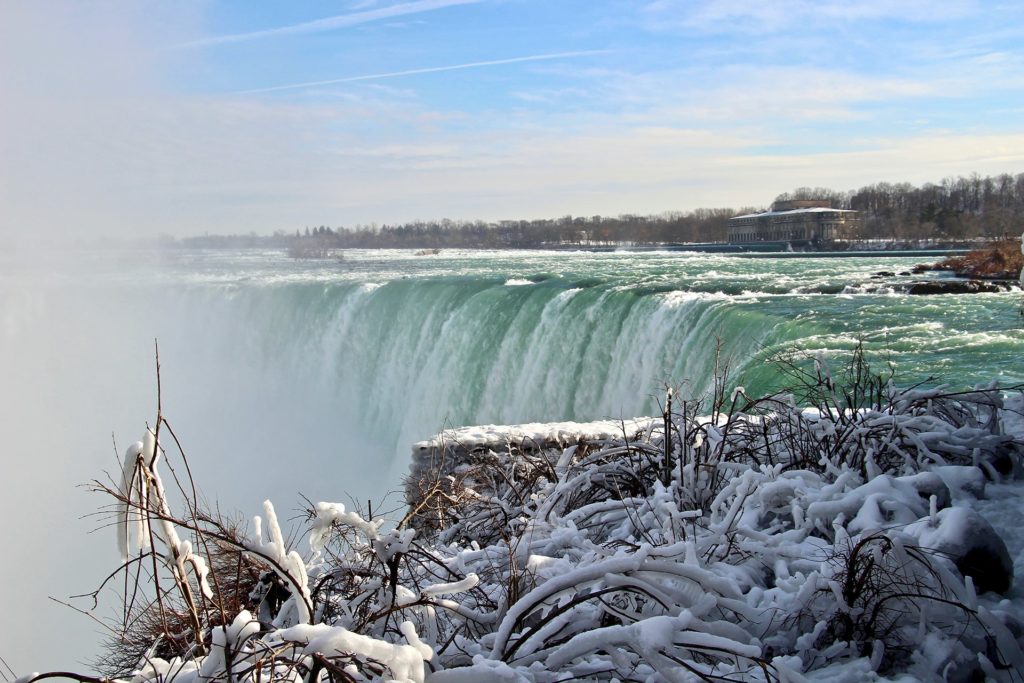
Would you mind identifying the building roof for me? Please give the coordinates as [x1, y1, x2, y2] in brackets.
[730, 207, 859, 220]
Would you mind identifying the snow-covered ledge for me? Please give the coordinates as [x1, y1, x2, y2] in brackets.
[407, 417, 658, 498]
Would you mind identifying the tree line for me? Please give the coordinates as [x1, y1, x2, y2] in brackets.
[176, 171, 1024, 251]
[777, 172, 1024, 241]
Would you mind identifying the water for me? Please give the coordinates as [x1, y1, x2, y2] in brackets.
[1, 247, 1022, 671]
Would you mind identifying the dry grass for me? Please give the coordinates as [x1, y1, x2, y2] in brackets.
[939, 240, 1024, 279]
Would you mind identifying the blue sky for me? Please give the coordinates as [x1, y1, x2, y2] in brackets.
[2, 0, 1023, 239]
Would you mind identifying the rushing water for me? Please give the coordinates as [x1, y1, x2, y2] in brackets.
[1, 247, 1022, 670]
[5, 247, 1024, 491]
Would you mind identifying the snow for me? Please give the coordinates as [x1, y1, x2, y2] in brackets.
[731, 207, 859, 219]
[905, 506, 1014, 594]
[970, 482, 1024, 596]
[248, 499, 313, 626]
[269, 623, 430, 683]
[398, 384, 1024, 681]
[309, 500, 383, 553]
[420, 574, 480, 598]
[20, 381, 1024, 682]
[412, 418, 659, 453]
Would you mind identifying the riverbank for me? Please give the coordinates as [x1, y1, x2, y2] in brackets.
[541, 244, 973, 256]
[917, 239, 1024, 280]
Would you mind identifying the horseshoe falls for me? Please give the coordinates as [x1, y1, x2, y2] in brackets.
[1, 247, 1023, 668]
[165, 248, 1024, 466]
[6, 248, 1024, 497]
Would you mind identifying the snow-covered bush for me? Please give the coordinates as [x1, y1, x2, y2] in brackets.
[19, 352, 1024, 682]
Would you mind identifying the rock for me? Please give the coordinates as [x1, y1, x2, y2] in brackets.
[932, 466, 986, 499]
[906, 280, 1006, 295]
[982, 440, 1018, 479]
[905, 506, 1014, 595]
[871, 271, 896, 279]
[899, 471, 952, 510]
[942, 656, 985, 683]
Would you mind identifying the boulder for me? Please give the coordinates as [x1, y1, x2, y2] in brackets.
[905, 506, 1013, 595]
[982, 440, 1017, 479]
[907, 280, 1006, 295]
[931, 466, 986, 499]
[899, 471, 952, 510]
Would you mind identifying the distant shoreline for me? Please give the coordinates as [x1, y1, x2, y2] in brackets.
[540, 246, 969, 258]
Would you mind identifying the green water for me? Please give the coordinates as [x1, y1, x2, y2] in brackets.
[100, 249, 1023, 445]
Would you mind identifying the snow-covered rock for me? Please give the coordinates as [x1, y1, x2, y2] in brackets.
[906, 506, 1014, 595]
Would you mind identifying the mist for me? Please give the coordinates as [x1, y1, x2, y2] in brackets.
[0, 2, 347, 245]
[0, 249, 397, 672]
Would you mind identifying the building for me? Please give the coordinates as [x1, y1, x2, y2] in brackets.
[728, 199, 860, 244]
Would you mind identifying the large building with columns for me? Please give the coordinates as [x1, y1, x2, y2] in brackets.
[728, 200, 860, 244]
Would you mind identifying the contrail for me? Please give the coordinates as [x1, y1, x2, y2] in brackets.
[236, 50, 610, 94]
[184, 0, 483, 47]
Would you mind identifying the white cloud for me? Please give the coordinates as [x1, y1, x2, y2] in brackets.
[643, 0, 977, 34]
[525, 64, 936, 128]
[510, 87, 592, 104]
[323, 129, 1024, 222]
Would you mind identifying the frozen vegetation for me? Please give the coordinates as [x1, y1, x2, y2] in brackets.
[17, 352, 1024, 683]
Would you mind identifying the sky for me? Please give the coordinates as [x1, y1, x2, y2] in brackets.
[1, 0, 1024, 241]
